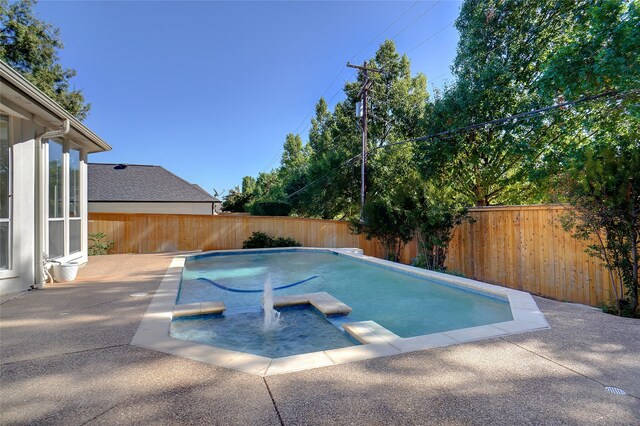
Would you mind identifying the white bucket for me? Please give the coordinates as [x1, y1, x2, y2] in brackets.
[52, 263, 80, 283]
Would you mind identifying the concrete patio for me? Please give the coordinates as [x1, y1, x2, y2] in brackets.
[1, 253, 638, 425]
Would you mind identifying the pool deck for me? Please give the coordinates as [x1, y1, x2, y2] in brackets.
[1, 253, 639, 424]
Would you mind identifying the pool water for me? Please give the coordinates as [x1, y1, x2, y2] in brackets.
[170, 306, 358, 358]
[171, 251, 513, 357]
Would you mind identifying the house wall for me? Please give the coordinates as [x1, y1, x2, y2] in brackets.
[89, 202, 215, 215]
[0, 116, 38, 295]
[0, 114, 91, 296]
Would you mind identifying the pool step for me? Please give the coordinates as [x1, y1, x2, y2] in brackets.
[173, 301, 226, 318]
[273, 292, 352, 317]
[343, 321, 400, 345]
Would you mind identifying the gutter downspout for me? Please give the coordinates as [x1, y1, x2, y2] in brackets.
[33, 119, 70, 289]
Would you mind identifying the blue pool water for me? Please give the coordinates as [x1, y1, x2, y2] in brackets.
[170, 306, 358, 357]
[171, 250, 513, 356]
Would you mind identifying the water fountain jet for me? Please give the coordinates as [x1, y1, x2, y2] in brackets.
[262, 274, 281, 330]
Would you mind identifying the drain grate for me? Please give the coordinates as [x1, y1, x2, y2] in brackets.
[129, 292, 149, 297]
[605, 386, 626, 395]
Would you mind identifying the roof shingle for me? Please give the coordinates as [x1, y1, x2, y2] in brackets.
[88, 163, 220, 203]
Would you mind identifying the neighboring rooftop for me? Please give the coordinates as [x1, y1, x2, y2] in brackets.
[88, 163, 220, 203]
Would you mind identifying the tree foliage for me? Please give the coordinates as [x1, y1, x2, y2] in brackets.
[221, 186, 252, 212]
[416, 0, 583, 206]
[0, 0, 90, 119]
[542, 0, 640, 315]
[242, 231, 301, 249]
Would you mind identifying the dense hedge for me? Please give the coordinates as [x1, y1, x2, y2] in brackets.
[242, 231, 301, 249]
[250, 202, 292, 216]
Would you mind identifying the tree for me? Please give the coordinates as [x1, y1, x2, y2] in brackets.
[539, 0, 639, 98]
[301, 40, 429, 219]
[0, 0, 90, 119]
[560, 137, 640, 316]
[350, 196, 417, 263]
[221, 186, 252, 212]
[298, 98, 361, 219]
[412, 182, 471, 271]
[247, 170, 286, 209]
[280, 133, 306, 171]
[416, 0, 582, 206]
[540, 0, 640, 315]
[241, 176, 256, 194]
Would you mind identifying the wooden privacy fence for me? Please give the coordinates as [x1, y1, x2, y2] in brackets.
[88, 212, 404, 262]
[89, 207, 616, 307]
[444, 205, 616, 307]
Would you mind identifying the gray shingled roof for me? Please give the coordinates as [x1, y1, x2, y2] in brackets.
[88, 163, 221, 203]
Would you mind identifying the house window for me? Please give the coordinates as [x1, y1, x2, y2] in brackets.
[47, 140, 84, 259]
[0, 115, 10, 270]
[69, 148, 81, 254]
[48, 140, 64, 258]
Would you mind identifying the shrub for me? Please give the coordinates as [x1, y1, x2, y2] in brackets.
[242, 232, 301, 249]
[250, 201, 292, 216]
[88, 232, 113, 255]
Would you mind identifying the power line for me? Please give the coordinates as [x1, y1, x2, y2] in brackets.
[274, 5, 454, 176]
[406, 22, 452, 54]
[294, 3, 443, 145]
[293, 69, 350, 134]
[430, 71, 451, 82]
[261, 151, 282, 173]
[286, 89, 637, 200]
[375, 90, 634, 151]
[350, 0, 421, 63]
[292, 1, 421, 137]
[390, 1, 441, 41]
[296, 70, 359, 137]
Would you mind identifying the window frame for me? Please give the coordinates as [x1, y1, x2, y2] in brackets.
[0, 114, 12, 272]
[47, 139, 65, 259]
[68, 147, 82, 255]
[45, 139, 85, 261]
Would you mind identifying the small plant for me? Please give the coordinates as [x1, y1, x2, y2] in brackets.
[242, 231, 301, 249]
[88, 232, 113, 255]
[600, 299, 640, 318]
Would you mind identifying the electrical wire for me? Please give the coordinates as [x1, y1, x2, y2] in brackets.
[390, 1, 441, 41]
[285, 89, 638, 199]
[374, 90, 634, 152]
[350, 0, 421, 63]
[406, 21, 453, 54]
[290, 4, 451, 152]
[430, 71, 451, 82]
[291, 1, 423, 141]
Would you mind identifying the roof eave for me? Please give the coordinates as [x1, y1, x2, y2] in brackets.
[0, 60, 111, 153]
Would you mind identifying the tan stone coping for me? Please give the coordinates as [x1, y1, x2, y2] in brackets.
[132, 247, 550, 377]
[343, 320, 401, 344]
[173, 301, 226, 318]
[273, 292, 352, 316]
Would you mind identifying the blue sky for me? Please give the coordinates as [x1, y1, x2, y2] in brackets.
[36, 0, 462, 197]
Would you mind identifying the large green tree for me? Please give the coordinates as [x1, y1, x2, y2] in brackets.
[416, 0, 582, 206]
[299, 40, 429, 219]
[541, 0, 640, 315]
[0, 0, 90, 119]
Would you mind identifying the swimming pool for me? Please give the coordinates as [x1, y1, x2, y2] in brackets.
[133, 248, 549, 376]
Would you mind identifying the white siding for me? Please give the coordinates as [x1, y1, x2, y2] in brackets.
[0, 115, 93, 296]
[89, 202, 215, 215]
[0, 116, 37, 295]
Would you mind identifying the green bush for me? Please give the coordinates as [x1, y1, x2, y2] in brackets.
[250, 201, 292, 216]
[88, 232, 113, 255]
[242, 232, 301, 249]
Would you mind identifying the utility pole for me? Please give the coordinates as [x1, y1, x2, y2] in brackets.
[347, 61, 381, 221]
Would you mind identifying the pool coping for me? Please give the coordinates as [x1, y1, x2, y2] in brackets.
[131, 247, 550, 376]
